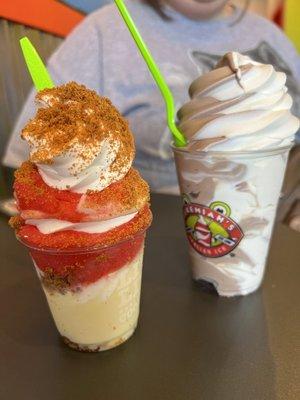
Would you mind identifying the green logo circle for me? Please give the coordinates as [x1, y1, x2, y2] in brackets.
[209, 201, 231, 217]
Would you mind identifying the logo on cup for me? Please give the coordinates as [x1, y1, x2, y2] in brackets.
[183, 197, 244, 258]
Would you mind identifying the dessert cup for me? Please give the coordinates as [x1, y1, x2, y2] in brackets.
[10, 82, 152, 352]
[173, 144, 292, 296]
[19, 228, 149, 351]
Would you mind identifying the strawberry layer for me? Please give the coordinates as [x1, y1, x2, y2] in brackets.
[14, 162, 149, 222]
[14, 161, 152, 286]
[30, 233, 145, 286]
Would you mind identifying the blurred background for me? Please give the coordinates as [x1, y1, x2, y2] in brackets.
[0, 0, 299, 225]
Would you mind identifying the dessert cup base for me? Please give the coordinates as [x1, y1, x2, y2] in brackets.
[193, 277, 261, 297]
[62, 326, 136, 352]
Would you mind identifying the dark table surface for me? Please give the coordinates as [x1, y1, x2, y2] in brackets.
[0, 194, 299, 400]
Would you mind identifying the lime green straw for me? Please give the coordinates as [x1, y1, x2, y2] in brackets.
[114, 0, 186, 147]
[20, 37, 54, 91]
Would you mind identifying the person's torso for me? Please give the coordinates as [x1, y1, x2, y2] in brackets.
[95, 1, 300, 190]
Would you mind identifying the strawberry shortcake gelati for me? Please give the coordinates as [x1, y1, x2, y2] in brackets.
[10, 82, 152, 351]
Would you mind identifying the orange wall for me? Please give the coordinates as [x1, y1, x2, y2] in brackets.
[0, 0, 84, 37]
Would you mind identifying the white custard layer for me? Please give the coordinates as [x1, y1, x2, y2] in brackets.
[39, 249, 144, 349]
[26, 212, 137, 234]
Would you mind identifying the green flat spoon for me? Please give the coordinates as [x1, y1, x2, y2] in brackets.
[114, 0, 187, 147]
[20, 36, 54, 91]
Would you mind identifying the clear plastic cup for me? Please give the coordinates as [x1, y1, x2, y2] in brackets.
[173, 145, 292, 297]
[18, 229, 149, 351]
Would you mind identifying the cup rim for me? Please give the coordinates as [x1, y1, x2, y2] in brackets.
[171, 143, 293, 157]
[16, 226, 149, 255]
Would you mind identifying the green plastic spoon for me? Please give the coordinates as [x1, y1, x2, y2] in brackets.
[20, 36, 54, 91]
[114, 0, 187, 147]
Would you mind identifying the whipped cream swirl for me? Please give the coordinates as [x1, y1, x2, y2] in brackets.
[35, 136, 125, 193]
[178, 52, 299, 151]
[26, 212, 137, 234]
[22, 83, 134, 193]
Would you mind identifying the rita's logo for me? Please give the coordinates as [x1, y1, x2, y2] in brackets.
[183, 196, 244, 258]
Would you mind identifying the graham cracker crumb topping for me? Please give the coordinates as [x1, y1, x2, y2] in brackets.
[21, 82, 135, 176]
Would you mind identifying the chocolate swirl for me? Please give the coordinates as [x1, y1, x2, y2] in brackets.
[178, 52, 299, 151]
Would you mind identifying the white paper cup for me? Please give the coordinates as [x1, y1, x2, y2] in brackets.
[173, 145, 292, 296]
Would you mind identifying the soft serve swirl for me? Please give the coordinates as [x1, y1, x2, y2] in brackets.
[22, 82, 134, 193]
[177, 52, 299, 151]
